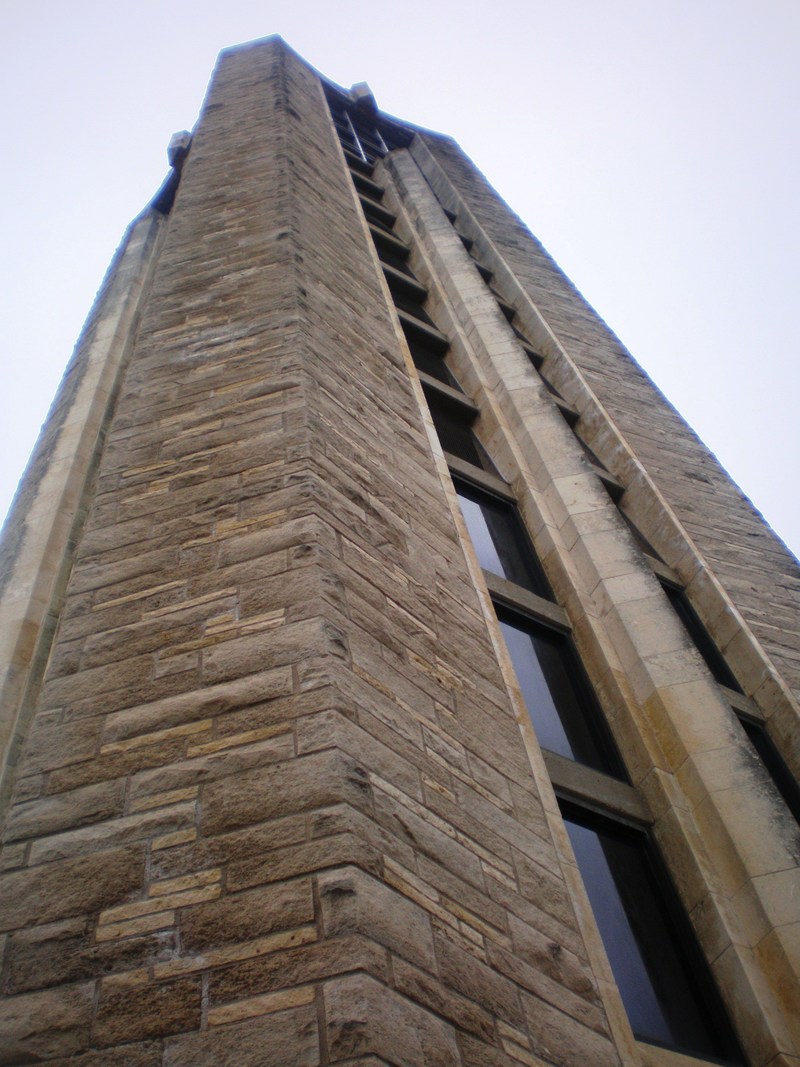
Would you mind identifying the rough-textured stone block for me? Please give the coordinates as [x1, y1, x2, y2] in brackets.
[318, 865, 435, 970]
[93, 975, 201, 1046]
[0, 845, 144, 932]
[0, 981, 94, 1064]
[43, 1043, 163, 1067]
[180, 877, 314, 951]
[209, 935, 389, 1006]
[4, 918, 175, 995]
[4, 778, 125, 842]
[324, 973, 460, 1065]
[164, 1004, 319, 1066]
[201, 750, 372, 836]
[392, 956, 496, 1042]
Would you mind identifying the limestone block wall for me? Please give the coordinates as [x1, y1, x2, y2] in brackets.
[0, 39, 625, 1065]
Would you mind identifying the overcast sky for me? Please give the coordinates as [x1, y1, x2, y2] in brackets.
[2, 0, 798, 557]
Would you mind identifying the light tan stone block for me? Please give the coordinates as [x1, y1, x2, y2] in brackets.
[129, 787, 198, 813]
[149, 867, 222, 897]
[93, 580, 185, 612]
[501, 1038, 550, 1066]
[208, 983, 315, 1026]
[95, 909, 176, 942]
[152, 828, 196, 851]
[185, 722, 292, 758]
[153, 924, 318, 979]
[98, 884, 220, 927]
[101, 719, 213, 755]
[102, 968, 151, 989]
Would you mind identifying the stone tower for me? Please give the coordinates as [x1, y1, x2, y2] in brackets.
[1, 35, 798, 1067]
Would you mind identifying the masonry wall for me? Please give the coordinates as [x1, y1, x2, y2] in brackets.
[0, 39, 625, 1065]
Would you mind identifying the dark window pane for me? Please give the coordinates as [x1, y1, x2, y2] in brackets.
[455, 484, 550, 597]
[361, 200, 396, 234]
[739, 717, 800, 824]
[562, 807, 743, 1063]
[498, 612, 624, 777]
[408, 337, 459, 387]
[372, 233, 411, 273]
[391, 289, 436, 324]
[661, 583, 741, 692]
[335, 131, 358, 152]
[427, 395, 495, 473]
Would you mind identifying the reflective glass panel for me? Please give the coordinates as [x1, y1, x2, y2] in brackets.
[563, 808, 743, 1062]
[455, 484, 550, 598]
[498, 612, 623, 777]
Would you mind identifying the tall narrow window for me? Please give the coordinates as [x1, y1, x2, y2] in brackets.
[562, 803, 744, 1063]
[380, 153, 747, 1066]
[427, 395, 496, 473]
[408, 336, 459, 387]
[660, 582, 741, 692]
[738, 716, 800, 824]
[455, 481, 551, 598]
[498, 609, 625, 778]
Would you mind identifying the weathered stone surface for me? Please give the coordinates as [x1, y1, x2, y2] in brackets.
[507, 911, 597, 1001]
[433, 925, 526, 1029]
[318, 865, 435, 970]
[27, 802, 195, 865]
[326, 1060, 391, 1067]
[18, 715, 103, 775]
[209, 935, 389, 1006]
[487, 939, 608, 1035]
[4, 778, 125, 842]
[127, 732, 295, 801]
[46, 736, 187, 793]
[324, 973, 460, 1065]
[201, 616, 346, 686]
[201, 750, 373, 836]
[0, 846, 144, 932]
[164, 1005, 319, 1065]
[150, 810, 309, 881]
[101, 666, 294, 745]
[0, 981, 94, 1064]
[42, 1041, 163, 1067]
[457, 1033, 538, 1066]
[180, 877, 314, 951]
[392, 957, 496, 1042]
[521, 990, 621, 1066]
[4, 917, 175, 994]
[93, 976, 201, 1046]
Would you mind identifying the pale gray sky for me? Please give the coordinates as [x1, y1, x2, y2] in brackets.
[2, 0, 798, 555]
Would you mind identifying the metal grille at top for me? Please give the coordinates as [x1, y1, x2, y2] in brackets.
[324, 86, 410, 167]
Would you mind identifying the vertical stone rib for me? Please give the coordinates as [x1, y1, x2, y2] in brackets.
[418, 133, 800, 720]
[0, 210, 165, 808]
